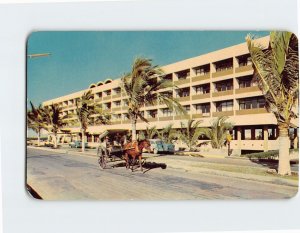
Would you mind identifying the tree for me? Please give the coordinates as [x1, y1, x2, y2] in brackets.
[120, 57, 185, 141]
[43, 104, 68, 148]
[73, 90, 109, 152]
[159, 124, 177, 143]
[246, 31, 299, 175]
[143, 126, 158, 139]
[27, 102, 47, 146]
[178, 119, 206, 151]
[203, 116, 233, 149]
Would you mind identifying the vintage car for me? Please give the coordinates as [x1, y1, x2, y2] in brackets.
[148, 139, 175, 154]
[69, 140, 88, 148]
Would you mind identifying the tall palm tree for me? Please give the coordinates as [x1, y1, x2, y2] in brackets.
[159, 124, 177, 143]
[203, 116, 233, 149]
[145, 126, 159, 139]
[246, 31, 298, 175]
[27, 102, 47, 146]
[43, 104, 68, 148]
[120, 57, 185, 141]
[178, 119, 206, 151]
[73, 90, 110, 152]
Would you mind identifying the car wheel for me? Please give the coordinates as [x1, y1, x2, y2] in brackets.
[153, 149, 158, 154]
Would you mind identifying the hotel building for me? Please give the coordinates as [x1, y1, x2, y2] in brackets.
[42, 36, 298, 154]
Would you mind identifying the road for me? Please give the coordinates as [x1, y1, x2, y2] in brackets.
[26, 148, 298, 200]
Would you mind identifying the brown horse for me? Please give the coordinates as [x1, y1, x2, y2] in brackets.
[123, 140, 150, 171]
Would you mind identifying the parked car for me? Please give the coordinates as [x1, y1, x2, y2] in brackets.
[69, 141, 88, 148]
[148, 139, 175, 154]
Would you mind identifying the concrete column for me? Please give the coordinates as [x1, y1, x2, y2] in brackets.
[92, 134, 95, 143]
[263, 126, 268, 152]
[237, 127, 242, 151]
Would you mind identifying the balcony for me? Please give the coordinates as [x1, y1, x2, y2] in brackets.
[103, 96, 111, 101]
[111, 120, 122, 125]
[192, 73, 210, 82]
[112, 107, 121, 112]
[212, 90, 233, 97]
[174, 115, 190, 120]
[235, 108, 268, 115]
[176, 96, 190, 102]
[192, 113, 210, 118]
[174, 78, 190, 86]
[235, 86, 261, 94]
[95, 98, 102, 102]
[103, 109, 111, 113]
[212, 68, 233, 78]
[212, 111, 234, 117]
[235, 65, 253, 73]
[159, 116, 173, 121]
[112, 93, 121, 99]
[146, 117, 158, 122]
[146, 100, 158, 107]
[192, 93, 210, 100]
[122, 106, 129, 111]
[122, 119, 131, 124]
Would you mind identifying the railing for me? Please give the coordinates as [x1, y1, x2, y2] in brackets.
[235, 86, 260, 94]
[192, 73, 210, 82]
[174, 115, 190, 120]
[212, 89, 234, 97]
[192, 113, 210, 118]
[235, 65, 253, 73]
[212, 68, 233, 78]
[235, 108, 268, 115]
[175, 96, 190, 102]
[103, 96, 111, 101]
[112, 93, 121, 99]
[191, 93, 210, 100]
[212, 111, 234, 117]
[111, 107, 121, 112]
[174, 78, 190, 86]
[159, 116, 173, 121]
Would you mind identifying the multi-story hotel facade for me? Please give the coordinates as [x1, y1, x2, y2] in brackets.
[42, 36, 298, 155]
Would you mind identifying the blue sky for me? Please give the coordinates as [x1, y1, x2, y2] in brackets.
[27, 31, 269, 106]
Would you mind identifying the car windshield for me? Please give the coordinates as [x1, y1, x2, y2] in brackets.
[156, 141, 163, 145]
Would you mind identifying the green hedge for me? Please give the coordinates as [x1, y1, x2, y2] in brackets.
[243, 150, 279, 160]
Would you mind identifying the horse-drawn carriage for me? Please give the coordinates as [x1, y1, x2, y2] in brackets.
[97, 140, 150, 171]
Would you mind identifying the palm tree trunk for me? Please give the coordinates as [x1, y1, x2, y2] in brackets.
[37, 130, 40, 147]
[53, 133, 58, 148]
[131, 116, 137, 141]
[81, 128, 86, 152]
[278, 124, 291, 175]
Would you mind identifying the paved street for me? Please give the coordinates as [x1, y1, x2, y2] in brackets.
[26, 148, 298, 200]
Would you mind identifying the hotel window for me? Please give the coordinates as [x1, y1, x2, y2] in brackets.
[176, 69, 190, 79]
[255, 129, 263, 140]
[216, 101, 233, 112]
[239, 97, 265, 110]
[195, 84, 210, 94]
[215, 58, 233, 72]
[114, 88, 121, 94]
[162, 108, 172, 117]
[243, 128, 252, 140]
[238, 55, 252, 67]
[114, 101, 121, 107]
[177, 88, 190, 97]
[105, 90, 111, 96]
[148, 110, 158, 118]
[196, 103, 210, 115]
[123, 100, 129, 106]
[215, 80, 233, 92]
[104, 103, 111, 109]
[194, 64, 210, 76]
[163, 74, 173, 81]
[183, 105, 190, 113]
[123, 113, 129, 120]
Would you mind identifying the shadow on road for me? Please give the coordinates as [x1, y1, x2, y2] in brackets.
[104, 160, 167, 173]
[249, 158, 299, 172]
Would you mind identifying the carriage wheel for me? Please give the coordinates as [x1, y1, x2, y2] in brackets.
[97, 148, 106, 169]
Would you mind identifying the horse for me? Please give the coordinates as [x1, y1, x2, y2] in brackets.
[123, 140, 150, 172]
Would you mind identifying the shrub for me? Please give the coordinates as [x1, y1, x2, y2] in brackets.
[242, 150, 279, 160]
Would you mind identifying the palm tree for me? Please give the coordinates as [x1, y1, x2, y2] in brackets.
[203, 116, 233, 149]
[178, 119, 206, 151]
[27, 102, 47, 146]
[120, 57, 185, 141]
[246, 32, 298, 175]
[159, 124, 177, 143]
[43, 104, 68, 148]
[145, 126, 158, 139]
[73, 90, 109, 152]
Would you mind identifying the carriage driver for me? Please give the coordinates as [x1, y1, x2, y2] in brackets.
[99, 136, 111, 157]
